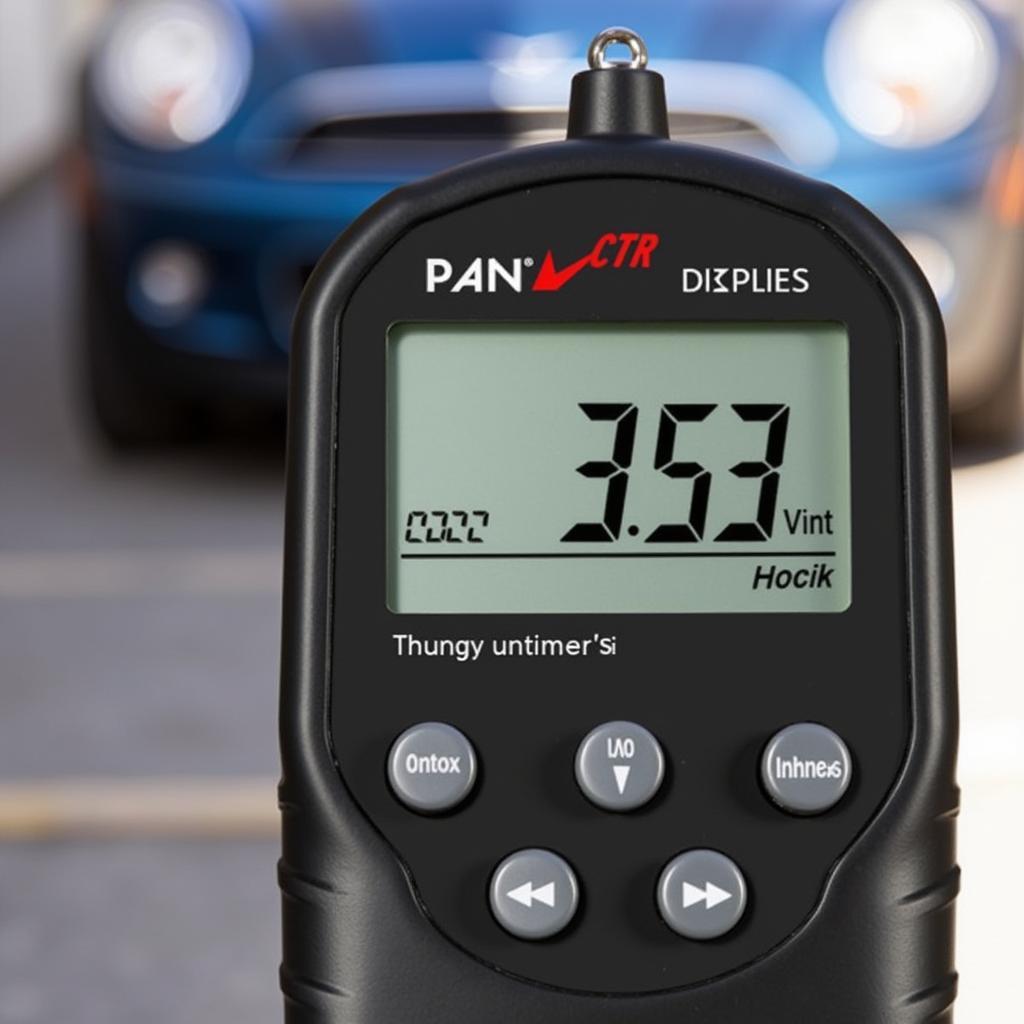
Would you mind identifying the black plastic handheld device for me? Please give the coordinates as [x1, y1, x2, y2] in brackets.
[280, 28, 959, 1023]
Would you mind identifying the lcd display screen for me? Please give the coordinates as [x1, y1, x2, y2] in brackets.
[387, 323, 851, 614]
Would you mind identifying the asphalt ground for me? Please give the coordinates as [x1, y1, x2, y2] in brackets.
[0, 174, 1022, 1021]
[0, 177, 282, 1022]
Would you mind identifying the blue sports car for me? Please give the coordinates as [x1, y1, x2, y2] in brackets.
[76, 0, 1024, 445]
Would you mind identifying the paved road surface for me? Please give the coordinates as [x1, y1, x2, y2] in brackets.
[0, 175, 1021, 1022]
[0, 178, 282, 1022]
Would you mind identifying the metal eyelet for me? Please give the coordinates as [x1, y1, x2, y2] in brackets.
[587, 26, 649, 70]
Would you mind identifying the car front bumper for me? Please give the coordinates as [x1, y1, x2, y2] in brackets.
[84, 157, 399, 363]
[82, 136, 1023, 416]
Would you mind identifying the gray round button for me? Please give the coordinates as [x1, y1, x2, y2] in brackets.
[761, 722, 853, 816]
[388, 722, 477, 814]
[490, 849, 580, 941]
[575, 721, 665, 812]
[657, 849, 748, 940]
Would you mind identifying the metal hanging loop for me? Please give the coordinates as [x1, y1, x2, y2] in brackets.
[587, 27, 649, 70]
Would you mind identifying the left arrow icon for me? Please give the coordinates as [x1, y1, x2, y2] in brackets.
[507, 881, 556, 909]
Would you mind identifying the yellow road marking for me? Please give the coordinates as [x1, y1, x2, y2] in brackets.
[0, 778, 279, 840]
[0, 549, 281, 599]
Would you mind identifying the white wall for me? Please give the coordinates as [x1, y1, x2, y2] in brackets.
[0, 0, 108, 192]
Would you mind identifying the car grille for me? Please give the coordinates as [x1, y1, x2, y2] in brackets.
[286, 109, 782, 173]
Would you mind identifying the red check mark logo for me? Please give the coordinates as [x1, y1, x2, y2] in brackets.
[531, 232, 660, 292]
[531, 250, 598, 292]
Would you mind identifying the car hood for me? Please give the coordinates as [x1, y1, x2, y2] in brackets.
[249, 0, 844, 68]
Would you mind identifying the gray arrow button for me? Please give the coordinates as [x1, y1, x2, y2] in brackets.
[657, 849, 748, 940]
[575, 721, 665, 812]
[490, 849, 579, 940]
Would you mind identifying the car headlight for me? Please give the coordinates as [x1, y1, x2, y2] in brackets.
[898, 231, 958, 308]
[94, 0, 252, 149]
[825, 0, 998, 148]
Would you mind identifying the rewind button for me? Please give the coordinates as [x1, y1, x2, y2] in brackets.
[490, 849, 580, 941]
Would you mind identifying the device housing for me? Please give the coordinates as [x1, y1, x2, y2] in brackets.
[280, 97, 958, 1022]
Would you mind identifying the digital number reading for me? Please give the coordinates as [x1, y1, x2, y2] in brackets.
[561, 404, 639, 542]
[405, 510, 490, 543]
[563, 402, 790, 543]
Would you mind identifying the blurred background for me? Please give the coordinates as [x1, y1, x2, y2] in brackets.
[0, 0, 1021, 1020]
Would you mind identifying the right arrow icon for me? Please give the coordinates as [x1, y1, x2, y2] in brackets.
[683, 881, 734, 911]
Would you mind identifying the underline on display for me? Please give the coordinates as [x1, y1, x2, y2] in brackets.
[401, 551, 838, 560]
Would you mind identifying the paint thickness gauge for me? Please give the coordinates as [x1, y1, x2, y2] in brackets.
[280, 29, 959, 1024]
